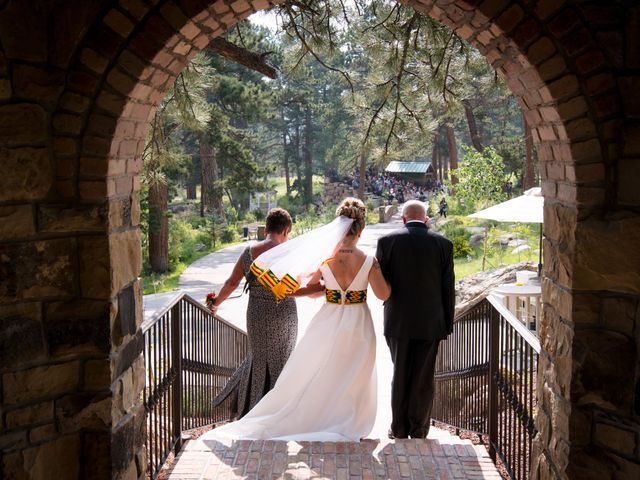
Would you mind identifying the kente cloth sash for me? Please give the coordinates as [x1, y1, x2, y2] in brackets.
[325, 289, 367, 305]
[250, 216, 354, 302]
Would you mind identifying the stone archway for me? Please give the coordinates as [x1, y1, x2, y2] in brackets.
[1, 1, 638, 479]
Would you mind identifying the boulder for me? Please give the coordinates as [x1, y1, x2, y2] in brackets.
[508, 238, 528, 247]
[469, 233, 486, 247]
[498, 233, 514, 245]
[512, 245, 531, 254]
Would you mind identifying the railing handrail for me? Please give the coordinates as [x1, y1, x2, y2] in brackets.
[434, 296, 539, 479]
[487, 294, 541, 353]
[143, 293, 249, 478]
[141, 291, 246, 335]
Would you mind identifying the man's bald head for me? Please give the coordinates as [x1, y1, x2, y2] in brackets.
[402, 200, 428, 223]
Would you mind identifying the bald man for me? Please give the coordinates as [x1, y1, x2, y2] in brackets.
[375, 200, 455, 439]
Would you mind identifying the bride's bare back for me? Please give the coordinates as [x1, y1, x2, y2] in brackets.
[325, 246, 390, 301]
[328, 248, 367, 291]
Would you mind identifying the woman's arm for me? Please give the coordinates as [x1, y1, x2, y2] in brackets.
[369, 256, 391, 301]
[291, 269, 325, 298]
[210, 255, 245, 314]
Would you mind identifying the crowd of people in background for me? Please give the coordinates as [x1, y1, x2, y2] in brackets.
[327, 168, 448, 206]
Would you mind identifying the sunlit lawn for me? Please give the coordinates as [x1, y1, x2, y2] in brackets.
[454, 248, 540, 280]
[270, 175, 325, 198]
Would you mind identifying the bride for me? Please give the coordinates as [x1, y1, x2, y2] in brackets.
[202, 198, 390, 442]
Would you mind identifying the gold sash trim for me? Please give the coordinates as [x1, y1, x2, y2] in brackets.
[250, 261, 300, 302]
[325, 289, 367, 305]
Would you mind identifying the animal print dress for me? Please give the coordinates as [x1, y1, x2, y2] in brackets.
[213, 247, 298, 418]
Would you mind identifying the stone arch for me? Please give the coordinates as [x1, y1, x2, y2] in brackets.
[1, 1, 638, 479]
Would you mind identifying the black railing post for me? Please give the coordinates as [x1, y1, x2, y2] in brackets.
[488, 303, 500, 462]
[171, 302, 182, 454]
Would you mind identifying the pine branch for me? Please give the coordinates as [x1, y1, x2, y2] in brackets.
[282, 2, 354, 93]
[209, 37, 278, 79]
[361, 3, 399, 34]
[399, 96, 425, 132]
[384, 12, 418, 155]
[361, 86, 392, 146]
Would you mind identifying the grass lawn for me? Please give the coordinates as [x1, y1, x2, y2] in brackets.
[270, 175, 325, 198]
[454, 249, 539, 280]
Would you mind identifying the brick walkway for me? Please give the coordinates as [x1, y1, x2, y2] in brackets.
[166, 428, 501, 479]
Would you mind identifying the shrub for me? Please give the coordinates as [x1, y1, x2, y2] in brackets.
[220, 225, 238, 244]
[252, 208, 265, 221]
[169, 219, 198, 265]
[452, 235, 474, 258]
[440, 220, 467, 241]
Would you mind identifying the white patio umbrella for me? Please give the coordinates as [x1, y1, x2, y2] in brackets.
[468, 187, 544, 275]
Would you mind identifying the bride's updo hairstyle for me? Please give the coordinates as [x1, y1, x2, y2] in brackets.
[336, 197, 366, 236]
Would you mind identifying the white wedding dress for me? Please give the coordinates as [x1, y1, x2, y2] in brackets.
[202, 255, 377, 442]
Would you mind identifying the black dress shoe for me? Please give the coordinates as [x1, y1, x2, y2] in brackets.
[409, 427, 429, 439]
[387, 428, 395, 439]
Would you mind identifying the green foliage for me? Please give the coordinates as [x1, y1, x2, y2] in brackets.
[452, 236, 473, 258]
[439, 220, 473, 259]
[141, 212, 243, 294]
[138, 7, 527, 280]
[169, 219, 211, 266]
[455, 146, 507, 213]
[252, 208, 265, 221]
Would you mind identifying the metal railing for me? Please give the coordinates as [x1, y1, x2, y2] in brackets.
[433, 295, 540, 479]
[142, 293, 248, 479]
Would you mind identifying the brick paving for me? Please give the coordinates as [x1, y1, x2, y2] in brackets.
[166, 429, 501, 479]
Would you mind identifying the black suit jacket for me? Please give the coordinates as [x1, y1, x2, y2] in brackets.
[376, 222, 455, 341]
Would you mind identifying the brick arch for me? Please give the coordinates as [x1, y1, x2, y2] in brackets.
[60, 0, 620, 476]
[29, 0, 636, 479]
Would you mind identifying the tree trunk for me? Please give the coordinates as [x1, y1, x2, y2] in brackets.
[445, 122, 458, 184]
[186, 160, 197, 200]
[358, 149, 366, 200]
[149, 181, 169, 273]
[463, 100, 483, 152]
[281, 111, 291, 195]
[303, 107, 313, 205]
[199, 132, 224, 218]
[186, 181, 197, 200]
[294, 115, 302, 187]
[523, 111, 535, 190]
[431, 131, 440, 184]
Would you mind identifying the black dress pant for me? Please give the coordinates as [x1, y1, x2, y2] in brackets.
[385, 336, 440, 439]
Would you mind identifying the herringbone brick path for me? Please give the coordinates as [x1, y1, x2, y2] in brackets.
[166, 428, 501, 479]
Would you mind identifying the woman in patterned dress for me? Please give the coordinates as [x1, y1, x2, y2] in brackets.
[209, 208, 301, 418]
[202, 197, 391, 442]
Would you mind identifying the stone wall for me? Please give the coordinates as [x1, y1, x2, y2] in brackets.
[379, 203, 399, 223]
[0, 1, 638, 479]
[322, 179, 358, 205]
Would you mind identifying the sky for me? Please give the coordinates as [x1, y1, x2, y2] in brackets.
[249, 9, 280, 32]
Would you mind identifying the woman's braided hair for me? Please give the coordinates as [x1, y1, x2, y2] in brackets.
[336, 197, 366, 236]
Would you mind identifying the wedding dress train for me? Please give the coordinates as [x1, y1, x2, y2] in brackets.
[202, 255, 377, 442]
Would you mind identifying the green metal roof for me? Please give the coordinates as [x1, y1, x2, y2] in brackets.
[385, 161, 432, 174]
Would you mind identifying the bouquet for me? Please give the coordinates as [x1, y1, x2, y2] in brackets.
[205, 292, 217, 311]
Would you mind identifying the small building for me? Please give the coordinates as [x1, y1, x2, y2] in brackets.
[249, 190, 278, 213]
[385, 160, 435, 185]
